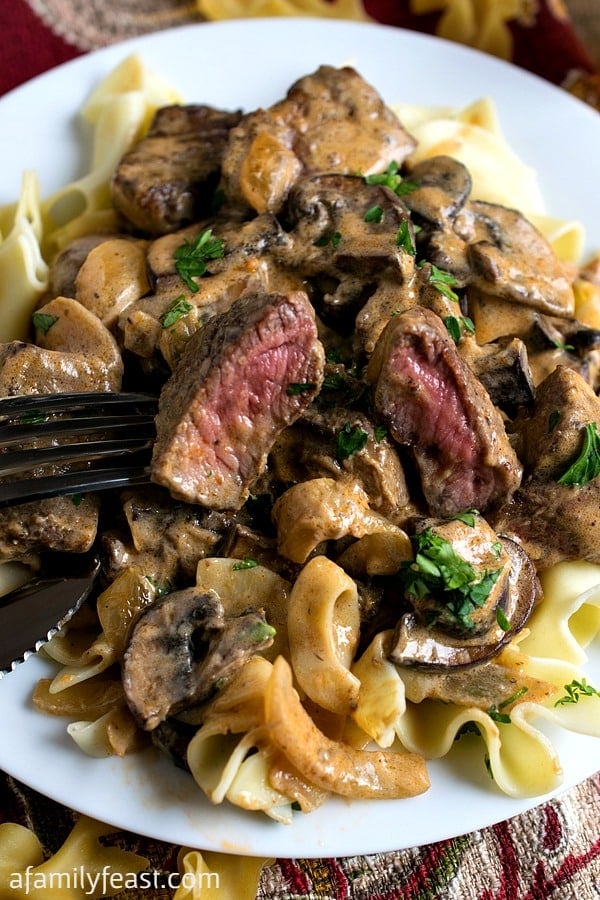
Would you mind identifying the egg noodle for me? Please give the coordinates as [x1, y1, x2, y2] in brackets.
[1, 55, 600, 830]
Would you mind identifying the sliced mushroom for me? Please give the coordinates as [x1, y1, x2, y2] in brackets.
[459, 335, 535, 417]
[429, 200, 575, 318]
[123, 587, 275, 730]
[389, 535, 539, 670]
[403, 155, 472, 228]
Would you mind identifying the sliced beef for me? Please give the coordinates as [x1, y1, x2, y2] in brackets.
[367, 307, 522, 516]
[151, 291, 325, 509]
[221, 65, 416, 215]
[110, 104, 242, 235]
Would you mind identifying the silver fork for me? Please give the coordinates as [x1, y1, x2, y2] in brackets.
[0, 391, 158, 507]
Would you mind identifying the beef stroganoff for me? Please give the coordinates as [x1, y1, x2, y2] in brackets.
[1, 53, 600, 826]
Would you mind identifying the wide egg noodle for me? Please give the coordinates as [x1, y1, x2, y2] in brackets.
[518, 561, 600, 665]
[42, 54, 183, 258]
[0, 816, 147, 899]
[287, 555, 361, 716]
[46, 632, 116, 693]
[196, 0, 370, 21]
[395, 97, 584, 263]
[350, 631, 406, 748]
[0, 172, 49, 341]
[174, 847, 270, 900]
[67, 705, 143, 758]
[194, 558, 290, 661]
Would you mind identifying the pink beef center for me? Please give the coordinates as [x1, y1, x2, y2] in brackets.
[180, 323, 315, 484]
[389, 344, 478, 464]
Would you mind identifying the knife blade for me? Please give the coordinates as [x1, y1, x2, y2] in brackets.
[0, 554, 100, 677]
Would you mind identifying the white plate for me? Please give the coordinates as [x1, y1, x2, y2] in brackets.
[0, 18, 599, 858]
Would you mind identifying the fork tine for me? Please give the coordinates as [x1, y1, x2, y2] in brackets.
[0, 464, 152, 508]
[0, 391, 157, 507]
[0, 437, 153, 476]
[0, 391, 158, 421]
[1, 415, 156, 447]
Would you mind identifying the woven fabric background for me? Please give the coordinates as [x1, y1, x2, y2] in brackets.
[0, 2, 599, 897]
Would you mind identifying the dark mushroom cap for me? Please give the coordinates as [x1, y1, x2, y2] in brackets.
[389, 537, 539, 670]
[123, 586, 275, 730]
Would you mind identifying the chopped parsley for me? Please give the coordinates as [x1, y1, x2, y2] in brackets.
[495, 607, 511, 632]
[32, 312, 58, 334]
[146, 576, 173, 598]
[160, 296, 194, 328]
[548, 410, 561, 433]
[364, 161, 418, 196]
[487, 705, 511, 724]
[364, 204, 384, 223]
[444, 315, 475, 342]
[419, 262, 460, 302]
[20, 411, 47, 424]
[232, 557, 259, 571]
[248, 621, 277, 643]
[398, 528, 503, 632]
[557, 421, 600, 486]
[315, 231, 342, 249]
[396, 219, 415, 255]
[322, 373, 347, 391]
[450, 510, 478, 527]
[498, 686, 528, 708]
[374, 425, 388, 442]
[554, 678, 600, 706]
[551, 338, 575, 351]
[336, 422, 369, 461]
[173, 228, 225, 292]
[71, 493, 83, 507]
[286, 382, 317, 396]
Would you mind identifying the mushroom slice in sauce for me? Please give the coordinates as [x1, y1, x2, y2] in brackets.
[123, 587, 275, 731]
[402, 155, 472, 228]
[389, 516, 539, 670]
[433, 201, 575, 317]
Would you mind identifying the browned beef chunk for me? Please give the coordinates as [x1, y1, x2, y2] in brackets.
[0, 495, 100, 562]
[269, 407, 410, 519]
[491, 366, 600, 567]
[221, 66, 416, 215]
[0, 342, 121, 394]
[367, 307, 522, 516]
[110, 104, 242, 235]
[151, 291, 325, 509]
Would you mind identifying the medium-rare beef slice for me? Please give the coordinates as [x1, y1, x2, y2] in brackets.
[151, 291, 325, 509]
[110, 104, 242, 235]
[367, 307, 522, 516]
[221, 65, 416, 215]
